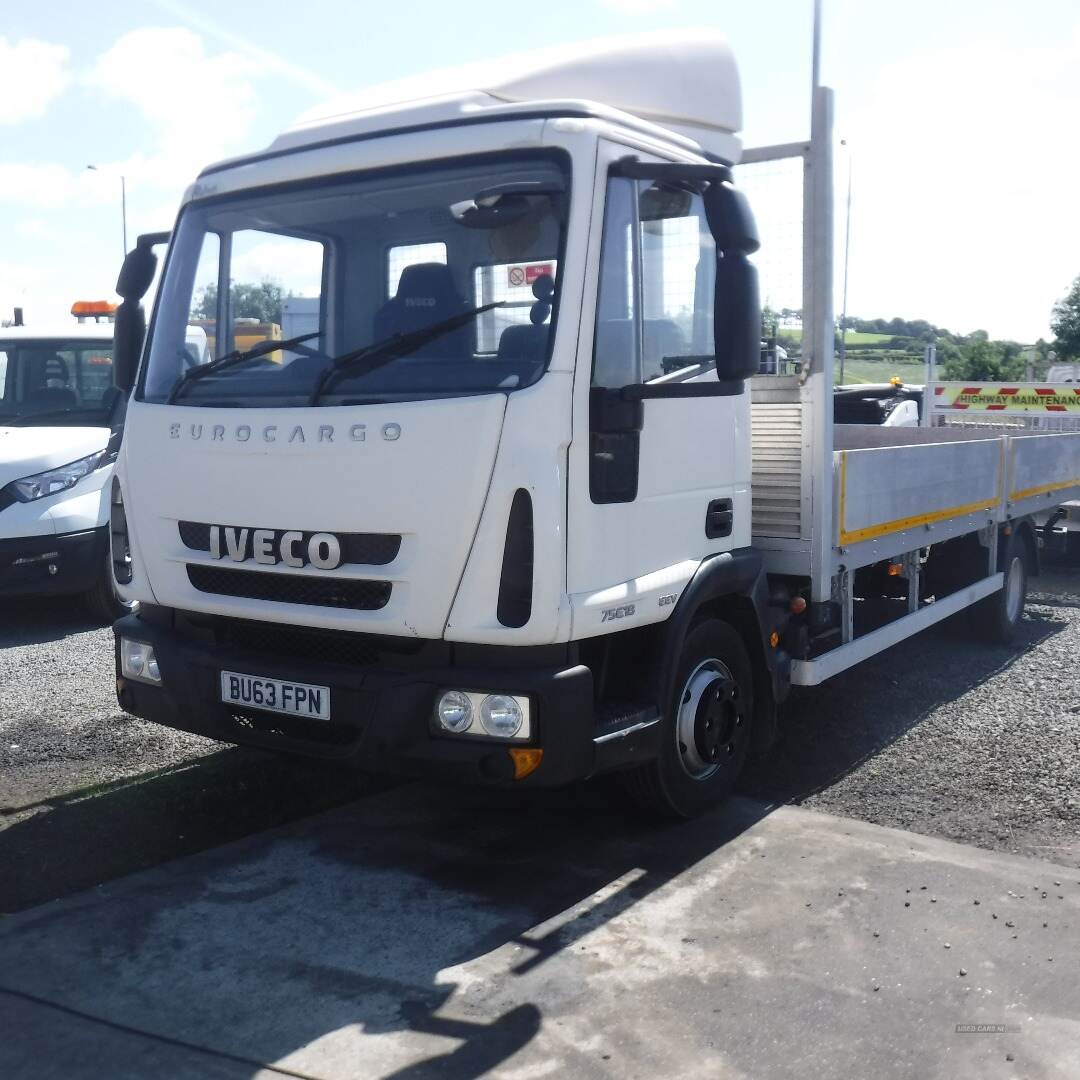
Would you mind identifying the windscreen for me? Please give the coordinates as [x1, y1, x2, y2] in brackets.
[0, 338, 116, 426]
[141, 152, 568, 408]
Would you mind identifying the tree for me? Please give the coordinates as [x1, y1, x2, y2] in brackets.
[193, 281, 288, 325]
[1051, 276, 1080, 360]
[942, 337, 1025, 381]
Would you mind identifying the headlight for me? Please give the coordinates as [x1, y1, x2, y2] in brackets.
[6, 449, 107, 503]
[120, 638, 161, 684]
[433, 689, 530, 740]
[435, 690, 473, 733]
[479, 694, 524, 738]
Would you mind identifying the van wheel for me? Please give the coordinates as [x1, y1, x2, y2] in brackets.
[976, 534, 1027, 644]
[623, 620, 754, 819]
[84, 549, 133, 624]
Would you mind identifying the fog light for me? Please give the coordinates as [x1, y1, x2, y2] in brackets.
[436, 690, 473, 733]
[120, 638, 161, 684]
[480, 694, 523, 738]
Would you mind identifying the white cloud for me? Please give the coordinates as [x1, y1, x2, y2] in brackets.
[0, 37, 70, 125]
[150, 0, 337, 97]
[86, 27, 261, 188]
[598, 0, 679, 11]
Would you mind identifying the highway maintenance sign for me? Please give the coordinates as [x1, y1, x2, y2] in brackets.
[933, 385, 1080, 412]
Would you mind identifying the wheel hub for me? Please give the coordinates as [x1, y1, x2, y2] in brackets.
[676, 659, 745, 780]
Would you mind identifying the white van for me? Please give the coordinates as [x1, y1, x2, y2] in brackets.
[1, 309, 131, 619]
[1, 302, 207, 618]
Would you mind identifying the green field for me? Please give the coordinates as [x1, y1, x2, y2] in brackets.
[778, 328, 893, 346]
[835, 355, 925, 385]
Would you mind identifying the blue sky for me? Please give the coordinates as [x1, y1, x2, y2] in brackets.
[2, 0, 1079, 341]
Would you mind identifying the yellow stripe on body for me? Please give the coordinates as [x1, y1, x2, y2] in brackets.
[1009, 478, 1080, 503]
[839, 498, 1000, 546]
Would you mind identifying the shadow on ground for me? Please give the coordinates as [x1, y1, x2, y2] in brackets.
[0, 787, 777, 1079]
[2, 749, 386, 913]
[0, 595, 107, 648]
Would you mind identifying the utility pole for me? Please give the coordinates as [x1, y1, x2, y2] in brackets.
[838, 140, 852, 385]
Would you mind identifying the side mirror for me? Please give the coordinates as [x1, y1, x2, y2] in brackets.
[703, 182, 761, 384]
[113, 231, 169, 392]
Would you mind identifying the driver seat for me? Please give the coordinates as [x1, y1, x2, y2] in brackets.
[373, 263, 471, 358]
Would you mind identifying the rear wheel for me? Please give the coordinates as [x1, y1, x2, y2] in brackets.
[976, 534, 1028, 644]
[623, 619, 754, 818]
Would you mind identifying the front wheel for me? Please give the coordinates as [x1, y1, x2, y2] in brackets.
[623, 619, 754, 818]
[84, 547, 133, 624]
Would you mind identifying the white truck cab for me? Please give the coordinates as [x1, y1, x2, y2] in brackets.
[0, 309, 127, 618]
[106, 33, 1079, 816]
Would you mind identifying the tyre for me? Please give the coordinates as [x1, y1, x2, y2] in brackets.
[84, 547, 133, 624]
[623, 619, 754, 818]
[976, 533, 1028, 644]
[1065, 531, 1080, 566]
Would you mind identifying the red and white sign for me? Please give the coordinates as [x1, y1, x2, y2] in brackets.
[525, 263, 553, 284]
[506, 263, 554, 288]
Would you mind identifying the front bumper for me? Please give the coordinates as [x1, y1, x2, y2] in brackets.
[0, 526, 105, 597]
[113, 610, 598, 788]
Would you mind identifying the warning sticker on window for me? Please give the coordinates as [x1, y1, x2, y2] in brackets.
[526, 263, 553, 284]
[506, 263, 554, 288]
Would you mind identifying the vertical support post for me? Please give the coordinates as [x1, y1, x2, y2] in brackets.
[802, 85, 835, 604]
[834, 567, 853, 643]
[905, 550, 921, 614]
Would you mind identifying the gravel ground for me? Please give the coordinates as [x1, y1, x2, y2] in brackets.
[0, 596, 375, 912]
[2, 564, 1078, 912]
[742, 561, 1080, 867]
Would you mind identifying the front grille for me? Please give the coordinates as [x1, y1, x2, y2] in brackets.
[187, 564, 392, 610]
[217, 618, 385, 667]
[228, 708, 359, 747]
[178, 521, 400, 565]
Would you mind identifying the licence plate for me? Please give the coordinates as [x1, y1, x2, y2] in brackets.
[220, 670, 331, 720]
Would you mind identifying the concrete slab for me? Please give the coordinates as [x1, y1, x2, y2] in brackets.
[1, 787, 1078, 1079]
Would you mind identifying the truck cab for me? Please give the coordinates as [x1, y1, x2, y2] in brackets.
[110, 34, 774, 813]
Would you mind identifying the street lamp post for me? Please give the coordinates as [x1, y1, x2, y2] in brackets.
[86, 165, 127, 257]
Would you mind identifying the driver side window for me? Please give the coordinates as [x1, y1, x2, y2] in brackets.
[592, 176, 716, 389]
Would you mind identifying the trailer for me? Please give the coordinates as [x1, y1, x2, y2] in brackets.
[922, 380, 1080, 557]
[103, 32, 1080, 816]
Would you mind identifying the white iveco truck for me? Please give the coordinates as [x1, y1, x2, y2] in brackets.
[107, 34, 1080, 815]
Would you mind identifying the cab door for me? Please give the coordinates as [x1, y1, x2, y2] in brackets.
[565, 141, 750, 636]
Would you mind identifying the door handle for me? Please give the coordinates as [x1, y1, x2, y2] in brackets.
[705, 499, 733, 539]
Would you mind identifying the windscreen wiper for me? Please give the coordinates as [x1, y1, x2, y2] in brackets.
[168, 331, 322, 403]
[308, 302, 504, 406]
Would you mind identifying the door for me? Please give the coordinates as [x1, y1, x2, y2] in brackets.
[566, 141, 749, 633]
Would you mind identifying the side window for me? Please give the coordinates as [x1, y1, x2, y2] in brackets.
[229, 230, 325, 362]
[74, 345, 116, 404]
[593, 176, 716, 388]
[187, 233, 221, 361]
[387, 242, 447, 297]
[474, 260, 558, 354]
